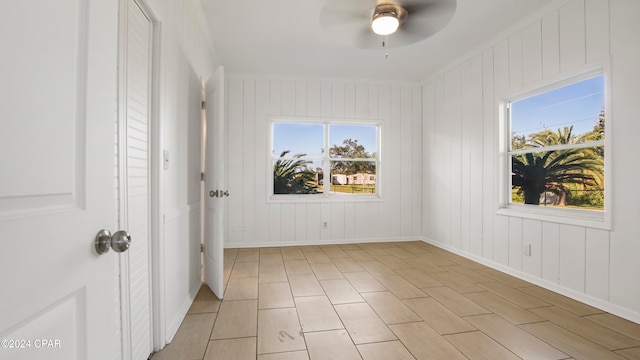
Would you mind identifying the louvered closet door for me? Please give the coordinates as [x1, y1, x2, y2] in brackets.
[120, 0, 153, 358]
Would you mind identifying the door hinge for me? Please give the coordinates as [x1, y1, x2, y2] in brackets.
[201, 172, 205, 181]
[200, 244, 204, 253]
[201, 100, 206, 109]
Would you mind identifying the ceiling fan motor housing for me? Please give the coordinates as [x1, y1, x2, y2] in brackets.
[373, 4, 408, 24]
[319, 0, 456, 48]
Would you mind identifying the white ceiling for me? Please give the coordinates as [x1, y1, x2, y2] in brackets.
[200, 0, 556, 82]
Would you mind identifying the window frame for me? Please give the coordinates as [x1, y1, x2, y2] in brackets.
[496, 63, 612, 230]
[268, 117, 382, 203]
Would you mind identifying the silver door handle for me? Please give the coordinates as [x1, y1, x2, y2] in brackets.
[209, 189, 230, 198]
[95, 229, 132, 255]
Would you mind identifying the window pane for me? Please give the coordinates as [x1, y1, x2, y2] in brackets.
[510, 75, 604, 150]
[329, 124, 377, 158]
[510, 147, 604, 210]
[270, 121, 380, 198]
[273, 157, 322, 195]
[330, 161, 376, 195]
[273, 122, 323, 158]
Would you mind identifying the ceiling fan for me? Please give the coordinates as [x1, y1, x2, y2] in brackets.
[320, 0, 457, 49]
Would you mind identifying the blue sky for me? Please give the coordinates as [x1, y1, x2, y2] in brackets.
[273, 75, 604, 157]
[510, 74, 604, 140]
[272, 123, 377, 158]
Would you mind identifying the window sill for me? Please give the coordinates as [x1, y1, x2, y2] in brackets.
[268, 194, 383, 204]
[497, 204, 611, 230]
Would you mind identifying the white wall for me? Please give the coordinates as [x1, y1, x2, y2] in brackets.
[146, 0, 217, 343]
[224, 77, 423, 248]
[422, 0, 640, 322]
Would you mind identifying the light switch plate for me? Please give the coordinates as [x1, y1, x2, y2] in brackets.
[163, 150, 169, 170]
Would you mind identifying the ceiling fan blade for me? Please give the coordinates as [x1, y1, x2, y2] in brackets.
[319, 0, 371, 27]
[403, 0, 456, 28]
[318, 0, 456, 49]
[384, 27, 424, 47]
[354, 26, 382, 49]
[393, 0, 456, 46]
[320, 10, 364, 27]
[319, 0, 378, 49]
[402, 0, 456, 18]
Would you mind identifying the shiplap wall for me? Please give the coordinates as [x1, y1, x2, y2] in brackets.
[224, 78, 423, 247]
[423, 0, 640, 321]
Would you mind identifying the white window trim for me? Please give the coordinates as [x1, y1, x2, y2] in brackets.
[496, 60, 612, 230]
[268, 116, 383, 203]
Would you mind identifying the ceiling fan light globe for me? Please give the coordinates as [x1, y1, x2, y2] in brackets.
[371, 15, 399, 35]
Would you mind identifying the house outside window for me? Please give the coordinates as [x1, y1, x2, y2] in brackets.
[498, 69, 610, 228]
[270, 119, 380, 201]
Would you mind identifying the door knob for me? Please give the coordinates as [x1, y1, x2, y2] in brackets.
[95, 229, 112, 254]
[209, 189, 230, 198]
[111, 230, 132, 253]
[95, 229, 132, 255]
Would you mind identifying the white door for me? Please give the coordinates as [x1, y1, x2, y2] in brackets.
[118, 0, 154, 358]
[203, 67, 226, 299]
[0, 1, 120, 360]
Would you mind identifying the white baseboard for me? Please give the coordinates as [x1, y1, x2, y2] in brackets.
[420, 236, 640, 325]
[224, 236, 421, 249]
[165, 281, 201, 343]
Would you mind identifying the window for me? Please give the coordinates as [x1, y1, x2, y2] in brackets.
[500, 71, 608, 226]
[270, 119, 380, 200]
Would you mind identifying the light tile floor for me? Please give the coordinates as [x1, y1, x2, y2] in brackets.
[152, 241, 640, 360]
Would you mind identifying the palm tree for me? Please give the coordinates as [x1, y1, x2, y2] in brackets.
[512, 126, 604, 206]
[529, 126, 575, 146]
[273, 150, 318, 194]
[512, 149, 603, 205]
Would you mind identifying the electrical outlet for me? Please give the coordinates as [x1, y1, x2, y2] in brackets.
[323, 221, 328, 229]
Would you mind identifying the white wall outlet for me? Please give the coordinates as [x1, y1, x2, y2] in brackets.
[323, 221, 328, 229]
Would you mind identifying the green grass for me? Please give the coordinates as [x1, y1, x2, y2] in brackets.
[511, 188, 603, 210]
[331, 185, 376, 194]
